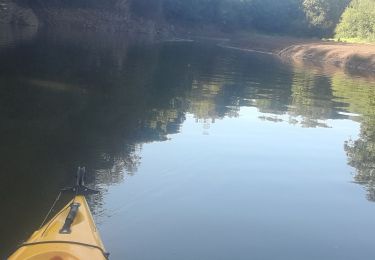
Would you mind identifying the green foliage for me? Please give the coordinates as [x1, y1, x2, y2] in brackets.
[251, 0, 305, 34]
[163, 0, 218, 24]
[335, 0, 375, 42]
[24, 0, 374, 38]
[303, 0, 350, 36]
[161, 0, 348, 36]
[162, 0, 253, 28]
[216, 0, 254, 28]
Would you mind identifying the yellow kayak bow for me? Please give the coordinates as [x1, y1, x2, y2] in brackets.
[8, 167, 108, 260]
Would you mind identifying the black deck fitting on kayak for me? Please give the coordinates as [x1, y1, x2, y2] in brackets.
[58, 167, 99, 235]
[59, 202, 81, 234]
[61, 166, 99, 195]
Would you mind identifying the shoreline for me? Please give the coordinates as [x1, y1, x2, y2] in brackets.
[219, 34, 375, 75]
[278, 42, 375, 74]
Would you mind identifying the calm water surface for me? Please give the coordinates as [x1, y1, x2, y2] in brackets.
[1, 28, 375, 259]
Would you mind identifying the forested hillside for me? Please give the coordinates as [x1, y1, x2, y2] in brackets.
[133, 0, 351, 37]
[163, 0, 350, 36]
[2, 0, 375, 41]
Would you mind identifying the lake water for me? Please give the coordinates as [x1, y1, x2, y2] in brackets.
[1, 28, 375, 259]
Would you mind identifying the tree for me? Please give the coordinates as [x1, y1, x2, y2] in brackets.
[251, 0, 305, 34]
[335, 0, 375, 42]
[303, 0, 350, 36]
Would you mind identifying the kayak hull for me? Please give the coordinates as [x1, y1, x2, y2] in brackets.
[9, 195, 107, 260]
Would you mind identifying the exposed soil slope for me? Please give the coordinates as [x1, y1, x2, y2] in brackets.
[279, 42, 375, 73]
[223, 34, 375, 74]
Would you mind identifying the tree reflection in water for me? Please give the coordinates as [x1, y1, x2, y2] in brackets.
[333, 75, 375, 201]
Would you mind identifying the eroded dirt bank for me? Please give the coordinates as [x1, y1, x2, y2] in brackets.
[279, 42, 375, 74]
[223, 34, 375, 75]
[279, 43, 375, 73]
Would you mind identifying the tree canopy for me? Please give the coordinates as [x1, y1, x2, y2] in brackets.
[303, 0, 350, 36]
[16, 0, 375, 41]
[335, 0, 375, 42]
[162, 0, 353, 37]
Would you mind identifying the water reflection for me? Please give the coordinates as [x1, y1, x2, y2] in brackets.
[334, 75, 375, 201]
[0, 29, 375, 256]
[0, 25, 38, 49]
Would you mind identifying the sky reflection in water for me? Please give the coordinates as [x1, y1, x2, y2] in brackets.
[100, 109, 368, 260]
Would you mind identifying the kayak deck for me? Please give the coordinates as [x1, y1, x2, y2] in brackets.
[9, 195, 107, 260]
